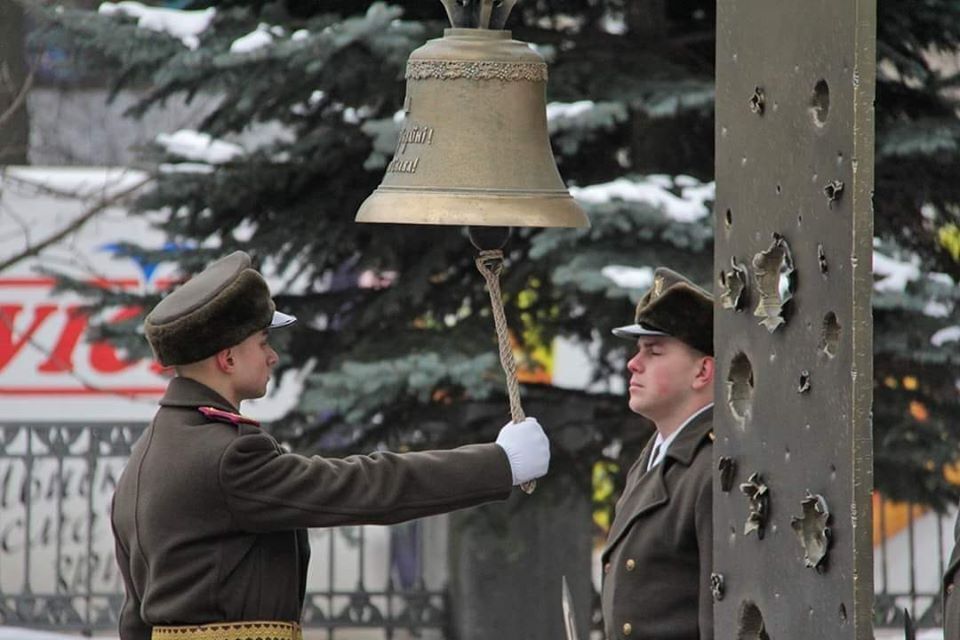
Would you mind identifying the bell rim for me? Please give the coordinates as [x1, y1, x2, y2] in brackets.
[356, 189, 590, 228]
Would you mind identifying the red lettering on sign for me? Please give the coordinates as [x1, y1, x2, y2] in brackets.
[89, 307, 141, 374]
[37, 306, 88, 373]
[0, 305, 57, 372]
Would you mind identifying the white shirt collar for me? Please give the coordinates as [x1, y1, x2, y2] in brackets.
[647, 403, 714, 471]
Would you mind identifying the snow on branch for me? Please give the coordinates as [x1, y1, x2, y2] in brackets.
[230, 23, 281, 54]
[872, 250, 921, 293]
[155, 130, 244, 164]
[98, 2, 215, 50]
[570, 175, 714, 223]
[601, 265, 654, 290]
[932, 326, 960, 347]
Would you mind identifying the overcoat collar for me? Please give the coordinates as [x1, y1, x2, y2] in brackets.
[661, 405, 714, 467]
[602, 406, 714, 559]
[159, 376, 237, 413]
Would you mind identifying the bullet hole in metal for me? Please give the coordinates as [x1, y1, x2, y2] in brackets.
[720, 258, 749, 311]
[797, 214, 803, 225]
[784, 447, 791, 463]
[727, 353, 755, 423]
[839, 603, 848, 624]
[740, 472, 769, 539]
[819, 312, 841, 358]
[790, 492, 831, 571]
[798, 370, 811, 393]
[818, 244, 828, 275]
[741, 156, 748, 167]
[830, 464, 837, 482]
[837, 152, 844, 165]
[752, 233, 796, 332]
[749, 86, 766, 115]
[725, 208, 733, 229]
[737, 601, 771, 640]
[719, 456, 737, 492]
[811, 79, 830, 126]
[823, 179, 844, 205]
[776, 183, 782, 195]
[711, 573, 725, 601]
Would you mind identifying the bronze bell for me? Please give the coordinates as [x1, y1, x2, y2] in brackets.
[355, 0, 589, 229]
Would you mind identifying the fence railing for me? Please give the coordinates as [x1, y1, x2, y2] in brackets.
[873, 496, 954, 629]
[0, 422, 954, 635]
[0, 422, 448, 638]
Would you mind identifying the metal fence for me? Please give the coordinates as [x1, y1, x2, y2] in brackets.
[0, 422, 954, 635]
[873, 496, 954, 630]
[0, 422, 447, 638]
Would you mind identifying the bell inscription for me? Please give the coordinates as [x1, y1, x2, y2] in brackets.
[386, 157, 420, 174]
[397, 126, 435, 153]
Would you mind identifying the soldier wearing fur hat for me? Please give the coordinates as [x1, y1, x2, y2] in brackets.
[601, 267, 715, 640]
[111, 251, 551, 640]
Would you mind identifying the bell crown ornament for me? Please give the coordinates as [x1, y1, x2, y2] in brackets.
[355, 0, 589, 228]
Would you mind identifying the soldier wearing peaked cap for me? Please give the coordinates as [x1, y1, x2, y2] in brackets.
[111, 251, 551, 640]
[601, 267, 715, 640]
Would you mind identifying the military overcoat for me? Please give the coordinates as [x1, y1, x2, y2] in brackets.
[944, 512, 960, 638]
[600, 408, 714, 640]
[111, 377, 513, 640]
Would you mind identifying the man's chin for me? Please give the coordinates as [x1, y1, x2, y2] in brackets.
[627, 397, 649, 415]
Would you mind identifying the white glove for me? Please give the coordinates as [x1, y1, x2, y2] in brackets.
[495, 417, 550, 486]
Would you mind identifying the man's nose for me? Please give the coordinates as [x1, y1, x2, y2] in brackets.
[628, 353, 643, 372]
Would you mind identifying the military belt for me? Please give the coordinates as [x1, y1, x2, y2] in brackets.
[151, 620, 303, 640]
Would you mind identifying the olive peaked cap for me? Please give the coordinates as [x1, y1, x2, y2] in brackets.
[612, 267, 714, 356]
[145, 251, 295, 366]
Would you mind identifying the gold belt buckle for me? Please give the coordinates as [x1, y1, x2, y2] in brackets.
[151, 620, 303, 640]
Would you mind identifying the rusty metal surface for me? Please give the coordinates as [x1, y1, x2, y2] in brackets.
[713, 0, 876, 637]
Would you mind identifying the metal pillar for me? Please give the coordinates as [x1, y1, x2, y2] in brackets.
[713, 0, 875, 638]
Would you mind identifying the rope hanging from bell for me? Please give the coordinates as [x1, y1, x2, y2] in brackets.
[474, 248, 536, 495]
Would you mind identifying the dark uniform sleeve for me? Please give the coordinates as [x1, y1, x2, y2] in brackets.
[944, 507, 960, 639]
[219, 432, 513, 532]
[695, 465, 714, 640]
[111, 501, 151, 640]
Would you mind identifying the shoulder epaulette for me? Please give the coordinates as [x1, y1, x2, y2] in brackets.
[198, 406, 261, 428]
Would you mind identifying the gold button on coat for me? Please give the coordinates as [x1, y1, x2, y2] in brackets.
[623, 622, 633, 635]
[625, 558, 636, 571]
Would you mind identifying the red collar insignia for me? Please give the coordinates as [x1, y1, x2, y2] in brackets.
[198, 406, 261, 428]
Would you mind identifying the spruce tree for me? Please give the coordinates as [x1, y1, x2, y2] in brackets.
[28, 0, 960, 510]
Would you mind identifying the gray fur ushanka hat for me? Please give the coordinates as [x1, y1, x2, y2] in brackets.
[145, 251, 296, 366]
[612, 267, 714, 356]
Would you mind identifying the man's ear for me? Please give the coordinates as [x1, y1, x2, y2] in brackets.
[215, 348, 236, 373]
[692, 356, 715, 391]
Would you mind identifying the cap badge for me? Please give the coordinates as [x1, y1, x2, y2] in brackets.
[652, 275, 665, 298]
